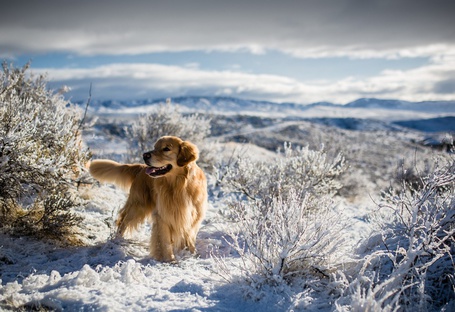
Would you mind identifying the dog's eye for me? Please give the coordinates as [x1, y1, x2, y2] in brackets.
[163, 147, 171, 152]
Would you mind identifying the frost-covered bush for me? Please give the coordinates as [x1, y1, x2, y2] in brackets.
[125, 101, 214, 168]
[0, 62, 90, 242]
[215, 144, 347, 294]
[218, 143, 345, 207]
[224, 191, 345, 290]
[340, 158, 455, 311]
[12, 187, 84, 243]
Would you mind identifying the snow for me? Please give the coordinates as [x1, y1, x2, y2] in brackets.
[1, 97, 454, 311]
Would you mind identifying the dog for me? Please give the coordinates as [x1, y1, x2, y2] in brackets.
[89, 136, 208, 262]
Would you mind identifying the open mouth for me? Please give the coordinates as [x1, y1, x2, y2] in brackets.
[145, 164, 172, 177]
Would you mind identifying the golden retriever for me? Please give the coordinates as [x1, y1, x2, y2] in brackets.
[89, 136, 208, 262]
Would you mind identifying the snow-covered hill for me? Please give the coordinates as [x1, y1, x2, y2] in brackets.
[86, 96, 455, 117]
[85, 96, 454, 161]
[84, 97, 455, 139]
[345, 98, 455, 113]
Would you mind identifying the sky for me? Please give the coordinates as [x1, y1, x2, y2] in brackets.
[1, 0, 455, 105]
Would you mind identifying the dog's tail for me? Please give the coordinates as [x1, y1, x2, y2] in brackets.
[89, 159, 144, 191]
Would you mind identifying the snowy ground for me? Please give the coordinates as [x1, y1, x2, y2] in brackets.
[1, 103, 453, 311]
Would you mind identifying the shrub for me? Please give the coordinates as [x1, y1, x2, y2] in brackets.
[12, 187, 84, 243]
[218, 143, 345, 210]
[340, 158, 455, 311]
[0, 62, 90, 243]
[125, 101, 214, 169]
[215, 143, 347, 296]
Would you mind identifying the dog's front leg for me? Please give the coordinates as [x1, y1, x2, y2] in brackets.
[115, 195, 150, 237]
[184, 207, 205, 254]
[150, 213, 175, 262]
[183, 228, 197, 254]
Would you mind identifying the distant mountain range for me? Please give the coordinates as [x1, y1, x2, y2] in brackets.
[84, 96, 455, 146]
[84, 96, 455, 115]
[343, 98, 455, 113]
[394, 116, 455, 133]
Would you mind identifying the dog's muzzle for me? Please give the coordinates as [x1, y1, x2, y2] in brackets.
[143, 152, 172, 177]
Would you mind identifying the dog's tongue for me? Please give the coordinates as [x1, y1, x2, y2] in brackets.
[145, 167, 156, 175]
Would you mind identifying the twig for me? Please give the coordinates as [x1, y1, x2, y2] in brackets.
[77, 82, 92, 132]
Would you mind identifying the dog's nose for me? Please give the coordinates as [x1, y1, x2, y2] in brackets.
[143, 152, 152, 160]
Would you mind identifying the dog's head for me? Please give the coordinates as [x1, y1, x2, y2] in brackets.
[143, 136, 199, 178]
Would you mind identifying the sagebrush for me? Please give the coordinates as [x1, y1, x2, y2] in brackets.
[0, 62, 90, 243]
[125, 101, 215, 169]
[338, 158, 455, 311]
[215, 143, 347, 296]
[218, 143, 345, 203]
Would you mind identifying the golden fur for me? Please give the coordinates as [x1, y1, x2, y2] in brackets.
[89, 136, 207, 262]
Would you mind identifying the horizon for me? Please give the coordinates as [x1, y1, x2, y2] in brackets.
[2, 0, 455, 105]
[80, 95, 455, 107]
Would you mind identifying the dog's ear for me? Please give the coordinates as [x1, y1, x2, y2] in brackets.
[177, 141, 199, 167]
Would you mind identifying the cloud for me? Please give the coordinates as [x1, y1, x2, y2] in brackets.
[4, 1, 454, 104]
[2, 0, 455, 59]
[283, 44, 455, 60]
[332, 53, 455, 101]
[434, 78, 455, 94]
[38, 53, 455, 104]
[40, 63, 307, 102]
